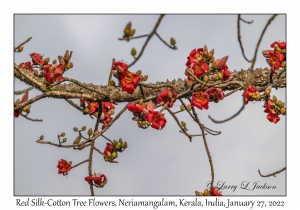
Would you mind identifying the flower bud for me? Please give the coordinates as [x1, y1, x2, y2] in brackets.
[66, 61, 73, 69]
[64, 50, 71, 62]
[129, 29, 135, 37]
[187, 104, 192, 111]
[181, 121, 186, 127]
[73, 127, 78, 132]
[73, 136, 81, 145]
[217, 72, 223, 80]
[131, 48, 137, 56]
[262, 50, 272, 58]
[106, 151, 112, 157]
[115, 143, 121, 150]
[212, 55, 228, 69]
[180, 105, 185, 110]
[119, 138, 123, 144]
[121, 142, 127, 149]
[212, 74, 218, 80]
[136, 70, 142, 76]
[203, 189, 209, 196]
[281, 61, 286, 68]
[93, 130, 100, 137]
[44, 57, 50, 64]
[18, 46, 24, 52]
[61, 132, 65, 137]
[203, 75, 209, 82]
[143, 75, 148, 81]
[280, 107, 286, 115]
[265, 86, 272, 96]
[83, 107, 89, 114]
[109, 79, 116, 87]
[170, 37, 176, 45]
[273, 95, 277, 102]
[139, 99, 143, 105]
[209, 57, 215, 63]
[146, 121, 151, 126]
[39, 135, 44, 140]
[82, 126, 86, 131]
[52, 59, 57, 64]
[62, 138, 67, 143]
[88, 128, 93, 136]
[112, 152, 118, 158]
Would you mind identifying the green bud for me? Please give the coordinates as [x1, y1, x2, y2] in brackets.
[139, 99, 143, 105]
[106, 151, 112, 157]
[61, 132, 65, 137]
[88, 128, 93, 136]
[180, 105, 185, 111]
[181, 121, 186, 127]
[273, 95, 277, 102]
[62, 138, 67, 143]
[121, 142, 127, 149]
[115, 143, 121, 150]
[39, 135, 44, 140]
[83, 107, 89, 115]
[73, 127, 78, 132]
[109, 79, 115, 86]
[170, 37, 176, 45]
[112, 152, 118, 158]
[119, 138, 123, 144]
[52, 59, 57, 64]
[113, 140, 118, 145]
[131, 47, 137, 56]
[18, 45, 24, 52]
[93, 130, 99, 137]
[82, 126, 86, 131]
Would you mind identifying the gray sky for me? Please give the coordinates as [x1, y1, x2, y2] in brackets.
[14, 14, 286, 196]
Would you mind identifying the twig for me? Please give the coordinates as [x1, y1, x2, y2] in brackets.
[14, 37, 32, 52]
[191, 106, 215, 187]
[208, 102, 245, 124]
[240, 17, 254, 24]
[258, 167, 286, 177]
[178, 98, 196, 121]
[166, 107, 192, 142]
[204, 126, 221, 136]
[64, 99, 83, 112]
[118, 34, 149, 41]
[88, 101, 102, 196]
[71, 159, 89, 169]
[20, 114, 43, 122]
[64, 77, 103, 95]
[128, 14, 165, 68]
[237, 15, 252, 62]
[57, 135, 62, 146]
[14, 87, 34, 95]
[224, 87, 243, 98]
[139, 83, 175, 89]
[107, 58, 115, 85]
[154, 32, 177, 50]
[101, 135, 114, 144]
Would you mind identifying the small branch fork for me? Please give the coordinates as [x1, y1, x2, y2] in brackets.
[258, 167, 286, 177]
[118, 14, 177, 68]
[14, 37, 32, 52]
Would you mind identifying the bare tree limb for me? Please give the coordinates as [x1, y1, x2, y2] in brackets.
[258, 167, 286, 177]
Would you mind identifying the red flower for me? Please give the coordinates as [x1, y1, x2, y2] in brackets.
[89, 102, 99, 114]
[210, 186, 222, 196]
[101, 115, 113, 129]
[19, 62, 34, 72]
[221, 64, 230, 81]
[57, 159, 72, 175]
[31, 53, 44, 65]
[14, 92, 30, 118]
[191, 92, 209, 110]
[205, 88, 224, 102]
[271, 41, 286, 49]
[266, 112, 280, 123]
[102, 102, 116, 113]
[119, 71, 140, 94]
[112, 61, 128, 72]
[127, 103, 146, 114]
[42, 64, 65, 84]
[242, 85, 258, 104]
[145, 110, 167, 130]
[267, 51, 285, 72]
[85, 174, 108, 188]
[103, 143, 114, 156]
[156, 89, 177, 108]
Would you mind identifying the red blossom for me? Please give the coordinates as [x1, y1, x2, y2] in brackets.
[267, 51, 285, 73]
[271, 41, 286, 49]
[205, 88, 224, 102]
[112, 61, 128, 72]
[103, 143, 114, 156]
[156, 89, 177, 107]
[19, 62, 34, 72]
[145, 110, 167, 130]
[57, 159, 71, 174]
[102, 102, 116, 113]
[101, 115, 113, 129]
[221, 64, 230, 81]
[127, 103, 146, 114]
[242, 85, 258, 104]
[14, 92, 30, 118]
[119, 71, 140, 94]
[191, 92, 209, 110]
[212, 56, 228, 70]
[85, 174, 108, 188]
[31, 53, 44, 65]
[89, 102, 99, 114]
[211, 186, 222, 196]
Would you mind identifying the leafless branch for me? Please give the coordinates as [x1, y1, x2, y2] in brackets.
[14, 37, 32, 52]
[14, 87, 34, 95]
[258, 167, 286, 177]
[71, 159, 89, 169]
[154, 32, 178, 50]
[237, 15, 252, 62]
[20, 113, 43, 122]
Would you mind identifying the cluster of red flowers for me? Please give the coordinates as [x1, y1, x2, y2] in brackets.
[57, 159, 72, 175]
[85, 174, 108, 188]
[263, 96, 286, 124]
[18, 51, 74, 85]
[111, 61, 144, 94]
[195, 186, 222, 196]
[185, 46, 230, 84]
[14, 91, 31, 117]
[127, 100, 167, 130]
[80, 100, 116, 129]
[262, 41, 286, 73]
[156, 88, 177, 108]
[242, 85, 261, 104]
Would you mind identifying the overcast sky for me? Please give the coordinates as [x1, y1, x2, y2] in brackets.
[14, 14, 286, 196]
